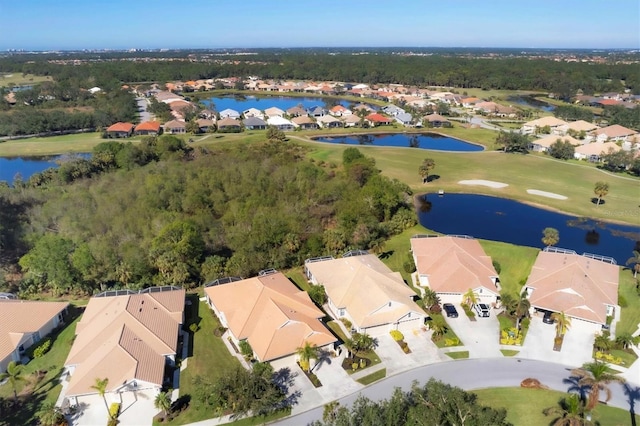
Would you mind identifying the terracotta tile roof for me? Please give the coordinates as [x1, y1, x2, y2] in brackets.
[205, 273, 335, 361]
[523, 117, 568, 128]
[0, 300, 68, 365]
[305, 254, 425, 329]
[106, 122, 134, 133]
[526, 252, 618, 324]
[163, 119, 185, 129]
[134, 121, 161, 132]
[330, 105, 347, 112]
[65, 289, 184, 396]
[292, 116, 314, 125]
[597, 99, 622, 106]
[532, 135, 581, 149]
[595, 124, 637, 138]
[217, 117, 241, 127]
[410, 236, 499, 295]
[424, 113, 449, 122]
[575, 141, 620, 156]
[365, 113, 391, 123]
[564, 120, 598, 132]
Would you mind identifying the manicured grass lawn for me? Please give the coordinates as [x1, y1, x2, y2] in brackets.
[0, 73, 52, 87]
[228, 409, 291, 425]
[0, 132, 108, 156]
[285, 267, 311, 292]
[170, 299, 242, 425]
[445, 351, 469, 359]
[500, 349, 520, 357]
[377, 223, 430, 287]
[616, 270, 640, 336]
[473, 387, 638, 426]
[609, 348, 638, 367]
[0, 305, 81, 426]
[343, 350, 382, 375]
[480, 240, 539, 297]
[356, 368, 387, 385]
[326, 320, 349, 343]
[430, 313, 464, 348]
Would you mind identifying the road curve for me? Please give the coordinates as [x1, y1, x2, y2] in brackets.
[274, 358, 639, 425]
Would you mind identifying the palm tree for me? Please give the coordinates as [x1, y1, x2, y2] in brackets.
[499, 293, 517, 316]
[594, 333, 613, 352]
[430, 316, 448, 341]
[154, 391, 172, 418]
[462, 288, 479, 307]
[626, 250, 640, 278]
[551, 311, 571, 338]
[343, 338, 356, 359]
[615, 332, 638, 350]
[90, 377, 110, 414]
[543, 393, 592, 426]
[418, 158, 436, 183]
[542, 227, 560, 247]
[515, 294, 531, 330]
[571, 361, 626, 411]
[37, 401, 66, 426]
[593, 181, 609, 206]
[422, 288, 441, 312]
[0, 361, 24, 403]
[353, 332, 377, 355]
[296, 341, 319, 372]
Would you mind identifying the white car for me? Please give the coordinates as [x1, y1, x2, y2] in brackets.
[474, 303, 490, 317]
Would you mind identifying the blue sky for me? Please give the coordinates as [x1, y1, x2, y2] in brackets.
[2, 0, 639, 50]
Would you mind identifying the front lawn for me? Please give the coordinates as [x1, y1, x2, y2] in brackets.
[445, 351, 469, 359]
[616, 269, 640, 336]
[500, 349, 520, 357]
[326, 320, 349, 343]
[0, 305, 81, 426]
[479, 240, 538, 297]
[473, 387, 638, 426]
[356, 368, 387, 386]
[342, 350, 381, 375]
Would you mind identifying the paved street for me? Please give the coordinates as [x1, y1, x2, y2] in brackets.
[275, 358, 639, 425]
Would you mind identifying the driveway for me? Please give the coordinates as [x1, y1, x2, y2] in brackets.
[445, 304, 503, 358]
[68, 389, 159, 426]
[519, 315, 598, 366]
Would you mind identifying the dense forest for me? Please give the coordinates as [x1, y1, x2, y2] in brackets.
[1, 51, 638, 94]
[0, 140, 416, 296]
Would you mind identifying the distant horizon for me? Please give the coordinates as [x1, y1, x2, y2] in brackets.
[1, 0, 638, 51]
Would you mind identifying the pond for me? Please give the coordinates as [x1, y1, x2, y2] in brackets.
[507, 95, 555, 112]
[0, 156, 59, 184]
[417, 193, 640, 265]
[201, 95, 360, 112]
[313, 133, 483, 152]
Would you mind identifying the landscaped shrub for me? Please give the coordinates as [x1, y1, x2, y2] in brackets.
[239, 340, 253, 359]
[461, 303, 475, 318]
[189, 323, 199, 333]
[492, 260, 501, 274]
[618, 295, 628, 308]
[500, 328, 523, 345]
[33, 338, 52, 358]
[390, 330, 404, 342]
[444, 337, 460, 347]
[595, 351, 624, 365]
[109, 402, 121, 419]
[340, 318, 352, 330]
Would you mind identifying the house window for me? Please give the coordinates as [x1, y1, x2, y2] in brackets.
[338, 308, 345, 317]
[408, 313, 411, 318]
[388, 302, 392, 307]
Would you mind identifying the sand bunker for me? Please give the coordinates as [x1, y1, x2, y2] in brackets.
[458, 180, 508, 189]
[527, 189, 568, 200]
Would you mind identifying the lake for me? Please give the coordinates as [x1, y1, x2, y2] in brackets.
[0, 156, 59, 184]
[201, 95, 362, 112]
[507, 95, 555, 112]
[313, 133, 484, 152]
[417, 193, 639, 265]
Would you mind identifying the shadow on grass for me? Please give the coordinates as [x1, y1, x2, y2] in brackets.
[623, 383, 640, 426]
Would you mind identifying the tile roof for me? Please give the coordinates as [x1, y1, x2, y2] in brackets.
[595, 124, 637, 138]
[526, 252, 618, 324]
[205, 273, 335, 361]
[134, 121, 161, 132]
[64, 289, 184, 396]
[532, 135, 581, 149]
[305, 254, 424, 329]
[563, 120, 599, 132]
[424, 113, 449, 122]
[410, 236, 499, 295]
[575, 141, 620, 156]
[365, 113, 391, 123]
[523, 117, 568, 128]
[0, 300, 68, 365]
[163, 119, 185, 129]
[217, 117, 241, 127]
[106, 122, 134, 133]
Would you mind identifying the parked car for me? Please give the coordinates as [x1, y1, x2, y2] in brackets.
[542, 311, 555, 324]
[443, 303, 458, 318]
[474, 303, 490, 317]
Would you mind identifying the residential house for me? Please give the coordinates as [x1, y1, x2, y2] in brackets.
[219, 108, 241, 119]
[342, 114, 362, 127]
[62, 287, 185, 404]
[163, 120, 186, 134]
[242, 116, 267, 130]
[155, 91, 184, 104]
[523, 250, 618, 326]
[423, 113, 451, 128]
[556, 120, 599, 136]
[204, 271, 336, 362]
[382, 105, 405, 117]
[106, 122, 134, 138]
[529, 134, 581, 153]
[410, 236, 500, 305]
[134, 121, 161, 136]
[521, 117, 568, 135]
[264, 116, 293, 131]
[316, 115, 343, 129]
[264, 107, 286, 118]
[592, 124, 638, 143]
[217, 117, 242, 132]
[1, 300, 68, 373]
[574, 141, 620, 161]
[329, 105, 352, 117]
[307, 106, 327, 118]
[352, 103, 375, 114]
[196, 118, 215, 132]
[365, 113, 392, 126]
[200, 109, 217, 120]
[243, 108, 264, 119]
[395, 112, 413, 126]
[460, 97, 481, 108]
[286, 105, 307, 117]
[292, 115, 319, 130]
[304, 252, 426, 335]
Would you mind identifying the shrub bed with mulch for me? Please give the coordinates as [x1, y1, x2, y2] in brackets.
[297, 362, 322, 387]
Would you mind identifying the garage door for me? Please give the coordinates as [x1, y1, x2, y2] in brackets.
[396, 317, 423, 333]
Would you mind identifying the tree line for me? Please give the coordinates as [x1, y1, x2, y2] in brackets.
[0, 142, 416, 296]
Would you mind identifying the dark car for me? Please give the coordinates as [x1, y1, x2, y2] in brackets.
[443, 303, 459, 318]
[542, 311, 555, 324]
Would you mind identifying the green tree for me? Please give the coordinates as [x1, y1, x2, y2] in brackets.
[515, 293, 531, 330]
[352, 332, 377, 355]
[548, 139, 576, 160]
[615, 332, 638, 350]
[266, 126, 286, 142]
[239, 340, 253, 359]
[543, 393, 591, 426]
[185, 119, 200, 134]
[429, 316, 448, 341]
[462, 288, 479, 307]
[150, 220, 204, 286]
[571, 361, 626, 411]
[0, 361, 24, 403]
[542, 227, 560, 247]
[552, 311, 572, 338]
[308, 284, 327, 306]
[496, 131, 530, 153]
[593, 181, 609, 206]
[626, 250, 640, 278]
[36, 401, 66, 426]
[500, 293, 517, 317]
[418, 158, 436, 183]
[422, 288, 441, 312]
[154, 391, 172, 418]
[90, 377, 110, 415]
[296, 341, 319, 372]
[594, 333, 613, 352]
[18, 234, 77, 296]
